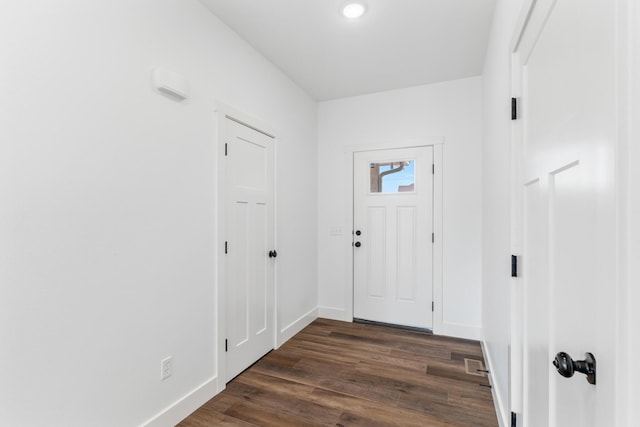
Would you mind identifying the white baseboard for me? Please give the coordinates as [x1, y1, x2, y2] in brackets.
[481, 340, 509, 427]
[142, 376, 219, 427]
[277, 306, 318, 347]
[440, 321, 482, 341]
[318, 306, 347, 321]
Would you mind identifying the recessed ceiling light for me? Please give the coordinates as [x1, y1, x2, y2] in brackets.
[342, 3, 367, 19]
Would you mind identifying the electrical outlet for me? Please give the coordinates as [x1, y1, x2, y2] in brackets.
[161, 356, 172, 381]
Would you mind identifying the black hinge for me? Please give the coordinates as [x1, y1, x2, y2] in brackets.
[225, 339, 228, 352]
[511, 97, 518, 120]
[432, 233, 435, 243]
[225, 143, 228, 156]
[225, 241, 228, 254]
[432, 301, 434, 312]
[511, 411, 517, 427]
[511, 255, 518, 277]
[432, 164, 435, 174]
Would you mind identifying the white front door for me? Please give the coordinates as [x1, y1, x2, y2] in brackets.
[224, 117, 275, 382]
[353, 146, 433, 329]
[516, 0, 617, 424]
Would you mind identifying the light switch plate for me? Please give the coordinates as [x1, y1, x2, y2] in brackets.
[329, 226, 344, 236]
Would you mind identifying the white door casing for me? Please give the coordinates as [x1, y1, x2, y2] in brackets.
[353, 146, 434, 329]
[513, 0, 618, 425]
[216, 105, 276, 386]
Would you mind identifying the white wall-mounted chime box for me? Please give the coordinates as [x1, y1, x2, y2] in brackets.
[152, 67, 189, 101]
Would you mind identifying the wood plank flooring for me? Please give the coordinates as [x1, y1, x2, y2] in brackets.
[179, 319, 498, 427]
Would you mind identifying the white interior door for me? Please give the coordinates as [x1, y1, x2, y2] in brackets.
[224, 117, 275, 382]
[517, 0, 617, 425]
[353, 146, 433, 329]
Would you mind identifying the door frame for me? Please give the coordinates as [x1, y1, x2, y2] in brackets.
[508, 1, 533, 421]
[344, 139, 444, 334]
[509, 2, 565, 420]
[214, 101, 277, 392]
[624, 0, 640, 419]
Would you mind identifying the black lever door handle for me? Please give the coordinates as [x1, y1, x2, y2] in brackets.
[553, 352, 596, 385]
[268, 250, 278, 258]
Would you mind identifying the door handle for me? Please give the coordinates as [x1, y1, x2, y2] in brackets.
[268, 250, 278, 258]
[552, 352, 596, 385]
[354, 242, 361, 248]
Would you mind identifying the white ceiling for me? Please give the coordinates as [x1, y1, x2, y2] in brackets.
[200, 0, 496, 101]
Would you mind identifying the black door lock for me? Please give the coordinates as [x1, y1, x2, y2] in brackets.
[268, 250, 278, 258]
[553, 352, 596, 385]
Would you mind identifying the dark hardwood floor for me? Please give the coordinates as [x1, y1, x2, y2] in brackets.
[179, 318, 498, 426]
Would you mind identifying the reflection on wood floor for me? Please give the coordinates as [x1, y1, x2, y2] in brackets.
[179, 318, 498, 426]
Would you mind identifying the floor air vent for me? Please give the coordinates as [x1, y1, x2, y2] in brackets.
[464, 358, 487, 377]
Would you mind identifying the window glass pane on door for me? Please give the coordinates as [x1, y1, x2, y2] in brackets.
[370, 160, 415, 193]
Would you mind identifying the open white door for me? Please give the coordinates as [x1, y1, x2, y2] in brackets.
[353, 146, 433, 329]
[514, 0, 618, 425]
[223, 117, 275, 382]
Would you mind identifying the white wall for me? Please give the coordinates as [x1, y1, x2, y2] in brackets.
[0, 1, 317, 426]
[480, 0, 526, 425]
[317, 77, 483, 339]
